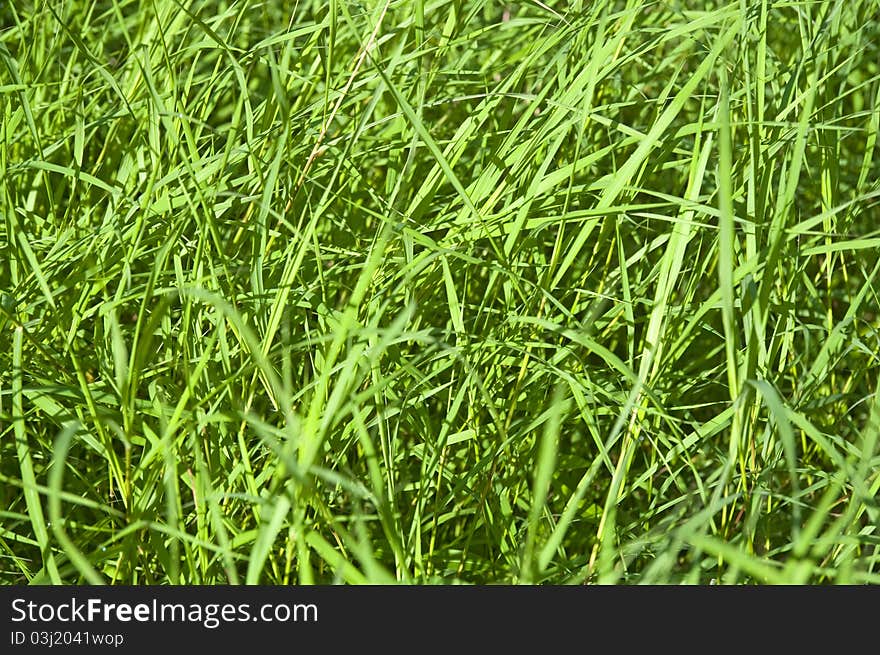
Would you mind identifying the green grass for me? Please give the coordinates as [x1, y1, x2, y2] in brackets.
[1, 0, 879, 584]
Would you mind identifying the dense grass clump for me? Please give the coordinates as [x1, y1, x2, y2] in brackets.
[1, 0, 879, 584]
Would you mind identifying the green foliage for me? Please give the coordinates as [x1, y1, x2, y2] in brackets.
[1, 0, 878, 584]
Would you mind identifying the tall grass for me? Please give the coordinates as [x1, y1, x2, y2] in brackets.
[1, 0, 878, 584]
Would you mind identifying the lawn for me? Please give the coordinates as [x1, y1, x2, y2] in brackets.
[1, 0, 879, 584]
